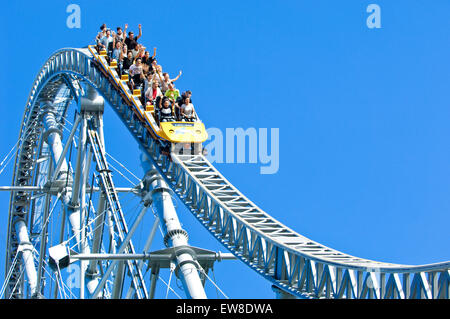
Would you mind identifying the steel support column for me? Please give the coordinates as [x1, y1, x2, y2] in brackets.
[141, 152, 207, 299]
[125, 216, 160, 299]
[91, 205, 149, 298]
[85, 192, 106, 294]
[14, 220, 38, 297]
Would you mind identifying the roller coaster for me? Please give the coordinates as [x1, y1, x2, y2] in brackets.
[1, 43, 449, 299]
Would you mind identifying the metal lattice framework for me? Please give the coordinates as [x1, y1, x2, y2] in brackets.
[3, 48, 450, 299]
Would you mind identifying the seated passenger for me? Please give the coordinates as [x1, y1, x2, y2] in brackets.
[124, 24, 142, 51]
[150, 59, 157, 74]
[175, 90, 193, 119]
[95, 24, 107, 48]
[129, 57, 145, 89]
[180, 97, 197, 122]
[111, 42, 125, 75]
[132, 43, 145, 59]
[142, 48, 157, 67]
[145, 80, 163, 104]
[99, 29, 115, 56]
[122, 50, 134, 74]
[164, 82, 180, 103]
[158, 97, 175, 122]
[142, 72, 154, 95]
[115, 24, 128, 43]
[142, 63, 150, 75]
[176, 90, 193, 106]
[112, 41, 123, 61]
[183, 90, 193, 101]
[99, 23, 107, 34]
[161, 71, 182, 91]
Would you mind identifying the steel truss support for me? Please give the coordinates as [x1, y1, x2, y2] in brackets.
[272, 285, 297, 299]
[85, 109, 149, 299]
[41, 99, 86, 254]
[0, 186, 136, 193]
[85, 192, 106, 293]
[141, 153, 207, 299]
[35, 159, 53, 297]
[44, 93, 148, 298]
[42, 101, 70, 184]
[70, 251, 236, 262]
[7, 47, 449, 300]
[67, 115, 87, 249]
[14, 220, 38, 298]
[125, 216, 160, 299]
[13, 100, 74, 299]
[42, 99, 90, 298]
[89, 205, 149, 298]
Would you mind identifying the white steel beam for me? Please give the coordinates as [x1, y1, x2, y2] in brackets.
[50, 114, 81, 182]
[141, 152, 207, 299]
[125, 216, 160, 299]
[0, 186, 135, 192]
[35, 159, 53, 296]
[90, 205, 149, 298]
[14, 220, 38, 297]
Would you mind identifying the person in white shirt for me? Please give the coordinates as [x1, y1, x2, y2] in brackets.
[99, 29, 115, 55]
[95, 23, 107, 46]
[115, 24, 128, 43]
[129, 58, 144, 88]
[180, 97, 197, 122]
[145, 80, 163, 104]
[157, 69, 182, 93]
[112, 41, 123, 61]
[132, 43, 145, 59]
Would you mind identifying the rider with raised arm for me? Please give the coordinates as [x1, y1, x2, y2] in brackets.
[125, 24, 142, 51]
[142, 48, 157, 67]
[115, 24, 128, 43]
[157, 69, 182, 93]
[129, 57, 145, 89]
[158, 97, 175, 122]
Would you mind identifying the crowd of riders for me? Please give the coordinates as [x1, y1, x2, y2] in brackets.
[95, 23, 197, 123]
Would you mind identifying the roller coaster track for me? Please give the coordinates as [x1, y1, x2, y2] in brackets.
[4, 47, 450, 299]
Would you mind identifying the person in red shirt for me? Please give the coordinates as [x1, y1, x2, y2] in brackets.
[145, 80, 163, 104]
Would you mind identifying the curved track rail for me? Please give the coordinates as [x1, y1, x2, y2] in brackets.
[5, 47, 450, 299]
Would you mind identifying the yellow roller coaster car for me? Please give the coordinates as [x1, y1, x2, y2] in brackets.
[88, 45, 208, 149]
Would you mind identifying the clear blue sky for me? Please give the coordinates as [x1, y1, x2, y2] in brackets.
[0, 0, 449, 299]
